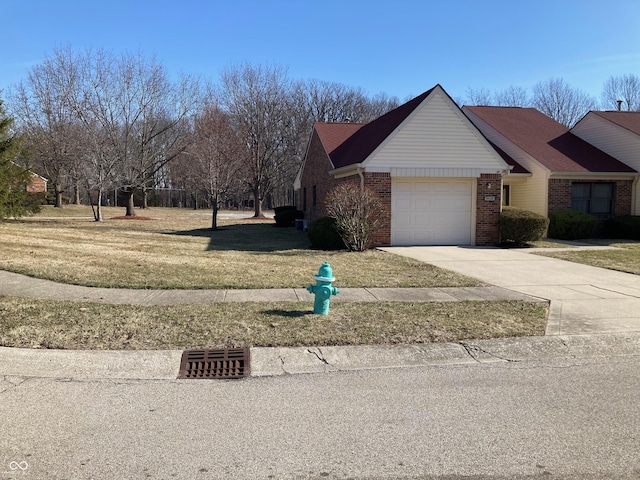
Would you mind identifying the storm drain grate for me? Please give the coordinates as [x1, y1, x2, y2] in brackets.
[178, 348, 250, 379]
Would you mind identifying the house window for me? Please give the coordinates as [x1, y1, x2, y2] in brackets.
[571, 182, 614, 214]
[312, 185, 317, 207]
[303, 187, 307, 210]
[502, 185, 510, 206]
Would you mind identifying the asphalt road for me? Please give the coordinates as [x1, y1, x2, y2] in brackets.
[1, 356, 639, 479]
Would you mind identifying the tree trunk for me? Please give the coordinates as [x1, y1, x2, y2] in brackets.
[125, 190, 136, 217]
[211, 203, 218, 230]
[74, 181, 81, 205]
[55, 184, 63, 208]
[253, 186, 264, 218]
[92, 189, 103, 222]
[142, 188, 148, 209]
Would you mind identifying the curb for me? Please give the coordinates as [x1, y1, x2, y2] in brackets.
[1, 333, 639, 380]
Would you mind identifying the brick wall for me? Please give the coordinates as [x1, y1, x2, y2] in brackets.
[548, 179, 633, 217]
[298, 130, 337, 221]
[476, 174, 502, 246]
[26, 173, 47, 193]
[334, 172, 392, 246]
[364, 172, 391, 246]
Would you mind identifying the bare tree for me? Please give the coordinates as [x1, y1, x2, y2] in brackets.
[219, 63, 296, 217]
[464, 87, 494, 106]
[494, 86, 529, 107]
[9, 47, 82, 207]
[463, 86, 529, 107]
[100, 52, 199, 216]
[532, 77, 598, 127]
[601, 74, 640, 111]
[295, 79, 399, 124]
[187, 99, 245, 229]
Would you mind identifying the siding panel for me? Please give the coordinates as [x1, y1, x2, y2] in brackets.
[368, 92, 506, 173]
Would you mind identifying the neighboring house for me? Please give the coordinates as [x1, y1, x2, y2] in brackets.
[9, 161, 48, 193]
[295, 85, 510, 246]
[26, 171, 48, 193]
[463, 106, 638, 223]
[571, 111, 640, 215]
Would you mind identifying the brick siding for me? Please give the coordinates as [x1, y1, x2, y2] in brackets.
[548, 179, 633, 217]
[476, 174, 502, 246]
[297, 130, 337, 221]
[26, 173, 47, 193]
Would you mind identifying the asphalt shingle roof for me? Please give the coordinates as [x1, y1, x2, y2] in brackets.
[591, 111, 640, 136]
[326, 87, 435, 169]
[465, 106, 635, 173]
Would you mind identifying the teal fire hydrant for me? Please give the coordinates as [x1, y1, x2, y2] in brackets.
[307, 262, 339, 315]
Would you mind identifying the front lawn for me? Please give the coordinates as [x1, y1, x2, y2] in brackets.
[533, 240, 640, 275]
[0, 206, 481, 289]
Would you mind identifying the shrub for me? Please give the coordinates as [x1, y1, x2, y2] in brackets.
[325, 184, 381, 251]
[548, 209, 596, 240]
[274, 208, 304, 227]
[273, 205, 297, 215]
[307, 216, 345, 250]
[605, 215, 640, 240]
[500, 207, 549, 245]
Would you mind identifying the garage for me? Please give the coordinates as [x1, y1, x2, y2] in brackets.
[391, 178, 474, 245]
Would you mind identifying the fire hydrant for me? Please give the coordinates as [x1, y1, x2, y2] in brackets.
[307, 262, 339, 315]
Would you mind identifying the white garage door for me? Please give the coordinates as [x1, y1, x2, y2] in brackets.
[391, 178, 473, 245]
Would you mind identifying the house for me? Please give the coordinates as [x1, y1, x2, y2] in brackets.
[294, 85, 510, 246]
[571, 111, 640, 215]
[463, 106, 638, 223]
[26, 171, 48, 193]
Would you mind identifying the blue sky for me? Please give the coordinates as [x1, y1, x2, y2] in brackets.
[2, 0, 640, 103]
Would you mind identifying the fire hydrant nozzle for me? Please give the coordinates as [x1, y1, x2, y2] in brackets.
[307, 262, 339, 315]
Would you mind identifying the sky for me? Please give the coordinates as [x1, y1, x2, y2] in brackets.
[2, 0, 640, 105]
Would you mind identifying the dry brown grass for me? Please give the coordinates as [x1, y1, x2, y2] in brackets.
[0, 206, 481, 289]
[534, 240, 640, 275]
[0, 295, 548, 350]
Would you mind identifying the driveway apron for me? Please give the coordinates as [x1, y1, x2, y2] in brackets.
[381, 246, 640, 336]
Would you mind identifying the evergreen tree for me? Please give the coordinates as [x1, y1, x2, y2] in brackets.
[0, 96, 38, 220]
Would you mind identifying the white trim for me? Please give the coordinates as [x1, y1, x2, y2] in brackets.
[391, 167, 486, 178]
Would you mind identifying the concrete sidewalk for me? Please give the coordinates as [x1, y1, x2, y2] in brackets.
[382, 246, 640, 336]
[0, 269, 538, 305]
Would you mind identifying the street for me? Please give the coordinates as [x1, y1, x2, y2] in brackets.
[1, 355, 639, 479]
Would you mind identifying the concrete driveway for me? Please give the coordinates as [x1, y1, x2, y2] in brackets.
[381, 246, 640, 336]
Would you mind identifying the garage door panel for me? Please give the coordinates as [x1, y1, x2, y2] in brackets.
[393, 197, 412, 210]
[391, 178, 473, 246]
[394, 182, 412, 193]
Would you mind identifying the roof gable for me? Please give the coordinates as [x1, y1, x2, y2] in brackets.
[591, 111, 640, 136]
[329, 87, 435, 169]
[465, 106, 635, 173]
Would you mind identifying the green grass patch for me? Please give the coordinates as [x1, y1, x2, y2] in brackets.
[0, 296, 548, 350]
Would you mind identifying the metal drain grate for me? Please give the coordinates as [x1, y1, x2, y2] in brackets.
[178, 348, 250, 379]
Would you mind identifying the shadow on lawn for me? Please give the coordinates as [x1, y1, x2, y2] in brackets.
[164, 222, 311, 252]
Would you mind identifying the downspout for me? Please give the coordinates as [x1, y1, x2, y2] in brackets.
[357, 167, 365, 191]
[633, 174, 639, 215]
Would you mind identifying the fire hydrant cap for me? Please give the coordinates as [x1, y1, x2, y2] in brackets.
[313, 262, 335, 282]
